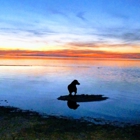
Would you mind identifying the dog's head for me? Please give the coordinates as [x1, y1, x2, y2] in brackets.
[72, 80, 80, 85]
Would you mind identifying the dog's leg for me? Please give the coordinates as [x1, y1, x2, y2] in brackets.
[74, 88, 77, 95]
[69, 92, 72, 96]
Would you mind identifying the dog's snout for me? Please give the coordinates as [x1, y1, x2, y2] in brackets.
[75, 80, 80, 85]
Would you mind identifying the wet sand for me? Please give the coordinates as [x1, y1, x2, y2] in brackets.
[0, 106, 139, 140]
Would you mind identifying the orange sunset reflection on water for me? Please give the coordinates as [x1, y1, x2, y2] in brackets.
[0, 57, 139, 80]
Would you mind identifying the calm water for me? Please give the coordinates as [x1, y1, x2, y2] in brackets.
[0, 58, 140, 124]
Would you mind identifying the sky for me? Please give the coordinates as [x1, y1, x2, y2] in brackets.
[0, 0, 140, 58]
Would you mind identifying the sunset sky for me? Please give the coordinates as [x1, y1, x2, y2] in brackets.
[0, 0, 140, 58]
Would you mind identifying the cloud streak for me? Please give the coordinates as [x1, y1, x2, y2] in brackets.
[76, 12, 86, 21]
[49, 9, 67, 17]
[0, 49, 139, 59]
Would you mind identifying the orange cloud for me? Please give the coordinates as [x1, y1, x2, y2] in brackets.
[0, 49, 139, 59]
[66, 42, 140, 53]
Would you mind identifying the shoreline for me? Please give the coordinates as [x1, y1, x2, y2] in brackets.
[0, 105, 140, 140]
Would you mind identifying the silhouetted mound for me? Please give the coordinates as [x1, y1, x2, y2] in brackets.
[58, 94, 108, 102]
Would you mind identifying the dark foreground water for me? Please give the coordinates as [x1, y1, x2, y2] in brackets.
[0, 58, 140, 124]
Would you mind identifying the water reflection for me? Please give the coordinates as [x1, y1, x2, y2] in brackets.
[67, 100, 80, 110]
[58, 94, 109, 110]
[0, 58, 140, 124]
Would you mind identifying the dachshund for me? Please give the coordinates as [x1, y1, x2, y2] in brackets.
[68, 80, 80, 96]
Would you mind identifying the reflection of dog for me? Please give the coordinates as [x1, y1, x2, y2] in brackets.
[68, 80, 80, 96]
[67, 100, 80, 110]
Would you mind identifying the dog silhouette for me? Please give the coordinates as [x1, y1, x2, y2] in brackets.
[68, 80, 80, 96]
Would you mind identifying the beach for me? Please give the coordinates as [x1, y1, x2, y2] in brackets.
[0, 105, 139, 140]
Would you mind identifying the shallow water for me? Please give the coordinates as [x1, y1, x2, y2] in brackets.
[0, 58, 140, 124]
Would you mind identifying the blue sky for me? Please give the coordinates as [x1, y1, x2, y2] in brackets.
[0, 0, 140, 56]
